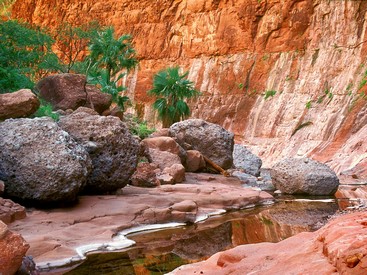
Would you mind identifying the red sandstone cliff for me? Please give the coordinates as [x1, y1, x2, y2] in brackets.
[11, 0, 367, 180]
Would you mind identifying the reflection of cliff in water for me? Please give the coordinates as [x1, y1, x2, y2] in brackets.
[63, 200, 338, 275]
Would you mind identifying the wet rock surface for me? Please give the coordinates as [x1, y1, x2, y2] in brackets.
[271, 157, 339, 195]
[59, 110, 140, 193]
[0, 118, 91, 203]
[0, 89, 40, 120]
[171, 211, 367, 275]
[8, 173, 273, 268]
[169, 119, 234, 169]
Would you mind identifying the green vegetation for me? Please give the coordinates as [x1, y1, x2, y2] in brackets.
[86, 27, 138, 111]
[33, 101, 60, 121]
[305, 100, 312, 109]
[0, 20, 58, 93]
[148, 67, 200, 127]
[264, 90, 277, 100]
[128, 117, 155, 139]
[291, 121, 313, 136]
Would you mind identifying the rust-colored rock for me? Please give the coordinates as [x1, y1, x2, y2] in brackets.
[0, 198, 26, 224]
[130, 162, 160, 187]
[148, 148, 182, 170]
[0, 221, 29, 275]
[170, 211, 367, 275]
[0, 89, 39, 120]
[185, 150, 206, 172]
[36, 74, 112, 114]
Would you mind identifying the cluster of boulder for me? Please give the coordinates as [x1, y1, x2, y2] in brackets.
[0, 73, 342, 274]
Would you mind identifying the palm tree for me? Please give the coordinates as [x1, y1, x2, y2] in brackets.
[148, 67, 200, 128]
[86, 27, 138, 110]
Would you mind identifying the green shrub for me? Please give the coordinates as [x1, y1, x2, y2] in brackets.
[264, 90, 277, 100]
[33, 102, 60, 121]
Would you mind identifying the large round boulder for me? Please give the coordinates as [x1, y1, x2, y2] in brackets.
[58, 110, 140, 193]
[169, 119, 234, 169]
[36, 73, 112, 114]
[233, 144, 262, 176]
[270, 157, 339, 195]
[0, 118, 91, 203]
[0, 89, 40, 120]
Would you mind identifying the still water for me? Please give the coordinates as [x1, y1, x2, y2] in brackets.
[43, 196, 340, 275]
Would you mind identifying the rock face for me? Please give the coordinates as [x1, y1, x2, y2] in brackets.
[0, 118, 91, 203]
[59, 110, 140, 193]
[36, 73, 112, 114]
[171, 211, 367, 275]
[0, 221, 29, 275]
[0, 89, 40, 120]
[233, 144, 262, 176]
[271, 157, 339, 195]
[12, 0, 367, 181]
[169, 119, 234, 169]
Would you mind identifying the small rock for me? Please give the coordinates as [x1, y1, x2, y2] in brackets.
[148, 148, 182, 170]
[162, 164, 186, 183]
[130, 163, 160, 188]
[185, 150, 206, 172]
[233, 144, 262, 176]
[0, 89, 40, 120]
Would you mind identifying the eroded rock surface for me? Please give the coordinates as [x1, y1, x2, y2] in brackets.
[271, 157, 339, 195]
[169, 119, 234, 169]
[0, 89, 39, 120]
[59, 110, 140, 193]
[0, 118, 91, 203]
[8, 173, 273, 267]
[170, 211, 367, 275]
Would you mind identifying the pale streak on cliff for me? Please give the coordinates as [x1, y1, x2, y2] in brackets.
[11, 0, 367, 180]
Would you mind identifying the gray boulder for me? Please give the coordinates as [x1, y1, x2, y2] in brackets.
[169, 119, 234, 169]
[270, 157, 339, 195]
[58, 110, 140, 193]
[0, 118, 91, 203]
[233, 144, 262, 176]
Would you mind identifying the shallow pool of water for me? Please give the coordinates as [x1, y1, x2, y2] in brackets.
[42, 197, 339, 275]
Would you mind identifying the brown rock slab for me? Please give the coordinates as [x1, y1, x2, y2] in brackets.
[170, 211, 367, 275]
[0, 89, 39, 120]
[0, 221, 29, 275]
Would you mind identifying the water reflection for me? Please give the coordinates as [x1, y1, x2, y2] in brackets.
[62, 199, 338, 275]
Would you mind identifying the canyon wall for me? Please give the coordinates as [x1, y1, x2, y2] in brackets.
[11, 0, 367, 180]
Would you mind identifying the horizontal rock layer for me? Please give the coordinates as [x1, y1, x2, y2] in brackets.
[11, 0, 367, 179]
